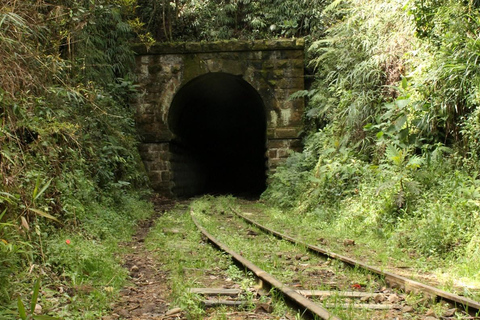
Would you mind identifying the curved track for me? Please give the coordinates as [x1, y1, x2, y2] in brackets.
[231, 207, 480, 314]
[189, 199, 480, 319]
[191, 211, 340, 320]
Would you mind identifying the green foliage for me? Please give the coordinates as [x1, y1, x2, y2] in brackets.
[62, 1, 136, 86]
[306, 0, 414, 148]
[403, 0, 480, 146]
[136, 0, 327, 41]
[16, 280, 60, 320]
[263, 125, 366, 214]
[0, 0, 153, 316]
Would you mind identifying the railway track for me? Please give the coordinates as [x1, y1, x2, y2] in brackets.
[189, 198, 480, 320]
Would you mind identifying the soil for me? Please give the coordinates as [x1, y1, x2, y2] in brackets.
[103, 195, 180, 320]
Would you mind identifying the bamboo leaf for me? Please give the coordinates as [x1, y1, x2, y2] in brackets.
[21, 216, 30, 231]
[0, 191, 17, 204]
[31, 279, 40, 314]
[32, 177, 40, 200]
[34, 179, 53, 201]
[27, 208, 62, 225]
[401, 77, 408, 90]
[17, 297, 27, 320]
[32, 177, 41, 201]
[0, 150, 14, 164]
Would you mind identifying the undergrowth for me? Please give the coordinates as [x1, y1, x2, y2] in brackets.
[264, 0, 480, 293]
[0, 0, 154, 318]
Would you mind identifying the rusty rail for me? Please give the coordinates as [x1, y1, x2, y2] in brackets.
[190, 210, 340, 320]
[231, 208, 480, 313]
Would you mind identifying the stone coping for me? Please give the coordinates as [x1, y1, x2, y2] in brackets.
[132, 38, 305, 55]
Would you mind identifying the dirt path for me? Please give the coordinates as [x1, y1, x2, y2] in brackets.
[103, 196, 186, 320]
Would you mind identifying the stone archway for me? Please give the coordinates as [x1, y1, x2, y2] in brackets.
[134, 39, 305, 196]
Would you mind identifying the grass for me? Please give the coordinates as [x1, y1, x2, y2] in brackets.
[0, 193, 154, 320]
[235, 199, 480, 301]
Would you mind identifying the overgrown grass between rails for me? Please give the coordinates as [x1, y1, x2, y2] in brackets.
[191, 196, 399, 320]
[200, 197, 477, 318]
[145, 202, 296, 319]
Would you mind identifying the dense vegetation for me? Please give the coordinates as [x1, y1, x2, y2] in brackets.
[264, 0, 480, 287]
[0, 0, 152, 318]
[2, 0, 480, 318]
[136, 0, 327, 41]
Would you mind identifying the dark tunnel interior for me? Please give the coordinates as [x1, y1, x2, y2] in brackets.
[168, 73, 267, 197]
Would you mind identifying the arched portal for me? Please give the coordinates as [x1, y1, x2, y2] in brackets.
[168, 72, 267, 197]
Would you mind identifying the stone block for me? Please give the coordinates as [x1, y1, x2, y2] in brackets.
[248, 51, 263, 60]
[139, 64, 149, 80]
[139, 150, 155, 161]
[148, 64, 163, 74]
[152, 180, 172, 193]
[266, 128, 276, 138]
[273, 69, 284, 79]
[280, 108, 292, 125]
[268, 149, 278, 159]
[291, 59, 305, 69]
[281, 50, 304, 60]
[278, 77, 304, 90]
[251, 40, 267, 51]
[275, 59, 290, 68]
[145, 83, 163, 94]
[277, 148, 290, 158]
[137, 143, 150, 153]
[267, 140, 288, 149]
[283, 68, 302, 78]
[147, 43, 186, 54]
[148, 170, 163, 182]
[251, 61, 265, 70]
[263, 61, 275, 69]
[219, 52, 240, 60]
[296, 38, 305, 47]
[185, 42, 203, 52]
[280, 100, 294, 110]
[274, 127, 301, 139]
[161, 171, 171, 180]
[140, 56, 150, 64]
[137, 103, 155, 114]
[266, 39, 296, 49]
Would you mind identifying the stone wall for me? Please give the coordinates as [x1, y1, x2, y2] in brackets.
[134, 39, 305, 195]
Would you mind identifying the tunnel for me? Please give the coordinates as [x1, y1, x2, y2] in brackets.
[168, 72, 267, 198]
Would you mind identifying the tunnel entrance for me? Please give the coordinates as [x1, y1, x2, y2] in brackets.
[168, 73, 267, 197]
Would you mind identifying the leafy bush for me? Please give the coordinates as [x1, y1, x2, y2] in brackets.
[264, 0, 480, 280]
[264, 125, 367, 214]
[305, 0, 414, 149]
[0, 0, 153, 313]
